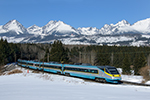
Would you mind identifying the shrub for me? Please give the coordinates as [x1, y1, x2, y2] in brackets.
[7, 69, 23, 75]
[139, 66, 150, 83]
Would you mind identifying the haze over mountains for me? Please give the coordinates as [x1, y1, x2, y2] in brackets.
[0, 18, 150, 46]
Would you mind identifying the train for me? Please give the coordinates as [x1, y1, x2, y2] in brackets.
[17, 59, 121, 83]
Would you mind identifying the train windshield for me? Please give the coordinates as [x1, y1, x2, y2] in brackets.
[107, 68, 119, 74]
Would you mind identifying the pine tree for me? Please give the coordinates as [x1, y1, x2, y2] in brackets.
[50, 40, 69, 63]
[95, 47, 110, 66]
[122, 54, 131, 74]
[44, 48, 49, 62]
[0, 38, 20, 65]
[133, 52, 146, 75]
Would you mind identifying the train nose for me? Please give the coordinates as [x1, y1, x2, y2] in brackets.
[112, 75, 121, 80]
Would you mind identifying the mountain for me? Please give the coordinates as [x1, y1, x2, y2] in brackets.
[0, 18, 150, 46]
[27, 25, 42, 35]
[131, 18, 150, 34]
[43, 20, 79, 35]
[77, 27, 99, 35]
[27, 20, 79, 36]
[0, 20, 28, 35]
[78, 18, 150, 35]
[99, 20, 132, 35]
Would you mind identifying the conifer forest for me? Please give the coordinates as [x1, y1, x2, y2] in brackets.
[0, 39, 150, 75]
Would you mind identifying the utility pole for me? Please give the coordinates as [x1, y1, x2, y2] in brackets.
[147, 54, 150, 76]
[79, 52, 82, 63]
[111, 52, 114, 66]
[21, 50, 22, 59]
[29, 55, 30, 60]
[43, 60, 44, 74]
[147, 54, 150, 67]
[47, 53, 49, 62]
[14, 52, 16, 63]
[42, 55, 45, 74]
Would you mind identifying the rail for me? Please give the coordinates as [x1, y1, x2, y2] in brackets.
[121, 80, 150, 87]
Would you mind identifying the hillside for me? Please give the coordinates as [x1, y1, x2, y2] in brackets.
[0, 67, 150, 100]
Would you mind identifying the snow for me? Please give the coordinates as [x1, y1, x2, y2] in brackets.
[42, 20, 78, 35]
[0, 67, 150, 100]
[58, 35, 134, 45]
[142, 34, 150, 38]
[2, 20, 26, 35]
[146, 81, 150, 84]
[25, 18, 150, 36]
[27, 25, 43, 35]
[0, 25, 7, 33]
[1, 36, 25, 43]
[121, 75, 144, 83]
[1, 18, 150, 36]
[93, 36, 134, 43]
[77, 27, 99, 35]
[1, 18, 150, 46]
[130, 40, 148, 47]
[131, 18, 150, 34]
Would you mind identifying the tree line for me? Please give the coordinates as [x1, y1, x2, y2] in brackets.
[0, 39, 149, 75]
[44, 40, 149, 75]
[0, 38, 20, 66]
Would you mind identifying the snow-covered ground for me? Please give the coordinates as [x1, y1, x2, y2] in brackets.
[0, 67, 150, 100]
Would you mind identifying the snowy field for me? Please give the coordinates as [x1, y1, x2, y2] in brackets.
[0, 67, 150, 100]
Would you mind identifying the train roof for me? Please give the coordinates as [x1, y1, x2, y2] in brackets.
[18, 59, 116, 69]
[97, 66, 116, 69]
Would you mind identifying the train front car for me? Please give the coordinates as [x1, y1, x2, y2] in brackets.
[98, 66, 121, 83]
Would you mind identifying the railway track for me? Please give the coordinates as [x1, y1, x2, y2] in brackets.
[121, 80, 150, 86]
[17, 65, 150, 87]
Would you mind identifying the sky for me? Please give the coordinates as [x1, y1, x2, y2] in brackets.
[0, 0, 150, 29]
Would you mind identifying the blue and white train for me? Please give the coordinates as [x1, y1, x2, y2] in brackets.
[18, 59, 121, 83]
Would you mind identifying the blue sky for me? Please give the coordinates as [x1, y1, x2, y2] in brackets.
[0, 0, 150, 28]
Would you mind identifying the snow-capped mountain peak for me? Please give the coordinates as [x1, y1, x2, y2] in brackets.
[42, 20, 79, 35]
[77, 27, 99, 35]
[27, 24, 42, 35]
[103, 24, 110, 28]
[2, 20, 27, 34]
[131, 18, 150, 34]
[99, 20, 131, 35]
[114, 20, 131, 27]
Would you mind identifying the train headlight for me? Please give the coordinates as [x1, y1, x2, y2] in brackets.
[114, 74, 120, 77]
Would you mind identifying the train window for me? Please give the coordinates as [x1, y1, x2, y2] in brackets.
[107, 68, 119, 74]
[85, 70, 88, 72]
[44, 65, 49, 67]
[28, 63, 33, 65]
[50, 65, 61, 69]
[44, 65, 55, 68]
[22, 62, 26, 64]
[105, 68, 110, 73]
[91, 70, 98, 74]
[35, 64, 39, 66]
[94, 70, 98, 73]
[88, 69, 91, 72]
[64, 67, 98, 74]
